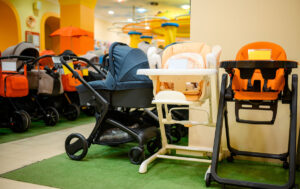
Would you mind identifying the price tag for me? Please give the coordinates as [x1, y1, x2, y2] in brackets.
[52, 56, 61, 64]
[248, 49, 271, 60]
[2, 61, 16, 71]
[62, 60, 74, 75]
[82, 69, 89, 76]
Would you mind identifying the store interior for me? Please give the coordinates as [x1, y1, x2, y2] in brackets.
[0, 0, 299, 188]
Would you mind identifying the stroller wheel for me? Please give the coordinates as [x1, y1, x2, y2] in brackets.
[129, 146, 145, 165]
[44, 107, 59, 126]
[11, 110, 31, 133]
[65, 133, 88, 161]
[147, 137, 162, 155]
[82, 106, 96, 116]
[64, 104, 80, 121]
[170, 126, 182, 144]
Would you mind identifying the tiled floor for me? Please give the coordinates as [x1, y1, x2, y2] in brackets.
[0, 123, 93, 189]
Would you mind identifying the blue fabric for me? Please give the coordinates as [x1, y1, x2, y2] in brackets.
[76, 42, 152, 92]
[128, 31, 142, 35]
[161, 23, 179, 27]
[140, 36, 153, 39]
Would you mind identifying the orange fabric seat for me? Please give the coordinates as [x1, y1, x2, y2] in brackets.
[233, 42, 287, 100]
[62, 70, 83, 92]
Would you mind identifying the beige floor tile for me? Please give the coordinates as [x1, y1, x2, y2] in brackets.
[0, 178, 57, 189]
[0, 123, 93, 175]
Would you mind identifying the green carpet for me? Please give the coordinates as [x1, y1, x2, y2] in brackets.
[0, 114, 95, 144]
[1, 144, 299, 189]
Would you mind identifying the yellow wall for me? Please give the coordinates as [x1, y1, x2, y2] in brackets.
[0, 0, 20, 52]
[94, 17, 128, 44]
[191, 0, 300, 161]
[8, 0, 59, 42]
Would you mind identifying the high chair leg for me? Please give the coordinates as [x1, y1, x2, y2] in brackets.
[207, 74, 298, 189]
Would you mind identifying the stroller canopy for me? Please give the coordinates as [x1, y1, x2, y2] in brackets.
[2, 42, 39, 67]
[77, 42, 152, 92]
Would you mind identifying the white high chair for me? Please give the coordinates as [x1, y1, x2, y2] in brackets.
[137, 42, 222, 173]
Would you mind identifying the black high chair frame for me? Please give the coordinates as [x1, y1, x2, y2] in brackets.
[60, 56, 159, 165]
[206, 60, 299, 189]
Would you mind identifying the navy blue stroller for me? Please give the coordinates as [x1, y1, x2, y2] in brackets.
[63, 42, 159, 164]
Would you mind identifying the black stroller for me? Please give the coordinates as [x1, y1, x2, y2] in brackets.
[63, 42, 159, 164]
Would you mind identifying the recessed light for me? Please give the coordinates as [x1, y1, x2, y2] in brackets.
[181, 4, 190, 10]
[127, 18, 133, 22]
[145, 26, 150, 30]
[108, 10, 114, 15]
[136, 8, 147, 13]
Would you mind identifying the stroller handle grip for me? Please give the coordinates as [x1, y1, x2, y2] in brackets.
[59, 56, 109, 111]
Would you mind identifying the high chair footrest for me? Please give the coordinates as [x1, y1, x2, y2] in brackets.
[235, 100, 278, 124]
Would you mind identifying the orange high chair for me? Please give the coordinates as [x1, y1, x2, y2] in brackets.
[206, 42, 298, 189]
[137, 42, 222, 173]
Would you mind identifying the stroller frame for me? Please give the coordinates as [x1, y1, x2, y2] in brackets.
[206, 59, 298, 189]
[61, 55, 158, 164]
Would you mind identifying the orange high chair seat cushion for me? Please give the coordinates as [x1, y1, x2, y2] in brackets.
[159, 42, 211, 101]
[232, 42, 287, 100]
[0, 73, 29, 97]
[61, 70, 83, 92]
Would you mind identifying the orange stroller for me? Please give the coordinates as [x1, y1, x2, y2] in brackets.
[0, 52, 33, 132]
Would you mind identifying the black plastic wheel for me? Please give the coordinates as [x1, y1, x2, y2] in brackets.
[65, 133, 88, 161]
[129, 146, 145, 164]
[170, 127, 181, 144]
[82, 106, 96, 116]
[64, 103, 80, 121]
[11, 110, 31, 133]
[166, 133, 173, 144]
[205, 172, 211, 187]
[227, 155, 234, 162]
[283, 161, 289, 169]
[147, 138, 162, 155]
[44, 107, 59, 126]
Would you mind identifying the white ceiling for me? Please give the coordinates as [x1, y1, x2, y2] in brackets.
[95, 0, 190, 22]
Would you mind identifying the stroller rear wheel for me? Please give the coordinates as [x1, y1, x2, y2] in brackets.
[44, 107, 59, 126]
[64, 104, 80, 121]
[129, 146, 145, 164]
[11, 110, 31, 133]
[65, 133, 88, 160]
[147, 137, 162, 155]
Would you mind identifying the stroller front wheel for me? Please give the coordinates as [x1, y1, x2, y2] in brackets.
[11, 110, 31, 133]
[129, 146, 145, 165]
[44, 107, 59, 126]
[65, 133, 88, 161]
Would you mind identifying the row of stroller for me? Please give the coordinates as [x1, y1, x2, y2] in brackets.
[0, 42, 106, 132]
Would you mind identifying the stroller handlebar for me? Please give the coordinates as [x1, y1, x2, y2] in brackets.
[59, 56, 109, 112]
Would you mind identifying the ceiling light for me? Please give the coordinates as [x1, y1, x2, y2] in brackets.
[108, 10, 114, 15]
[181, 4, 190, 10]
[127, 18, 133, 22]
[145, 26, 150, 30]
[136, 8, 147, 13]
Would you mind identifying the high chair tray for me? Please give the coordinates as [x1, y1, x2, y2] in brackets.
[137, 69, 217, 76]
[221, 60, 297, 69]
